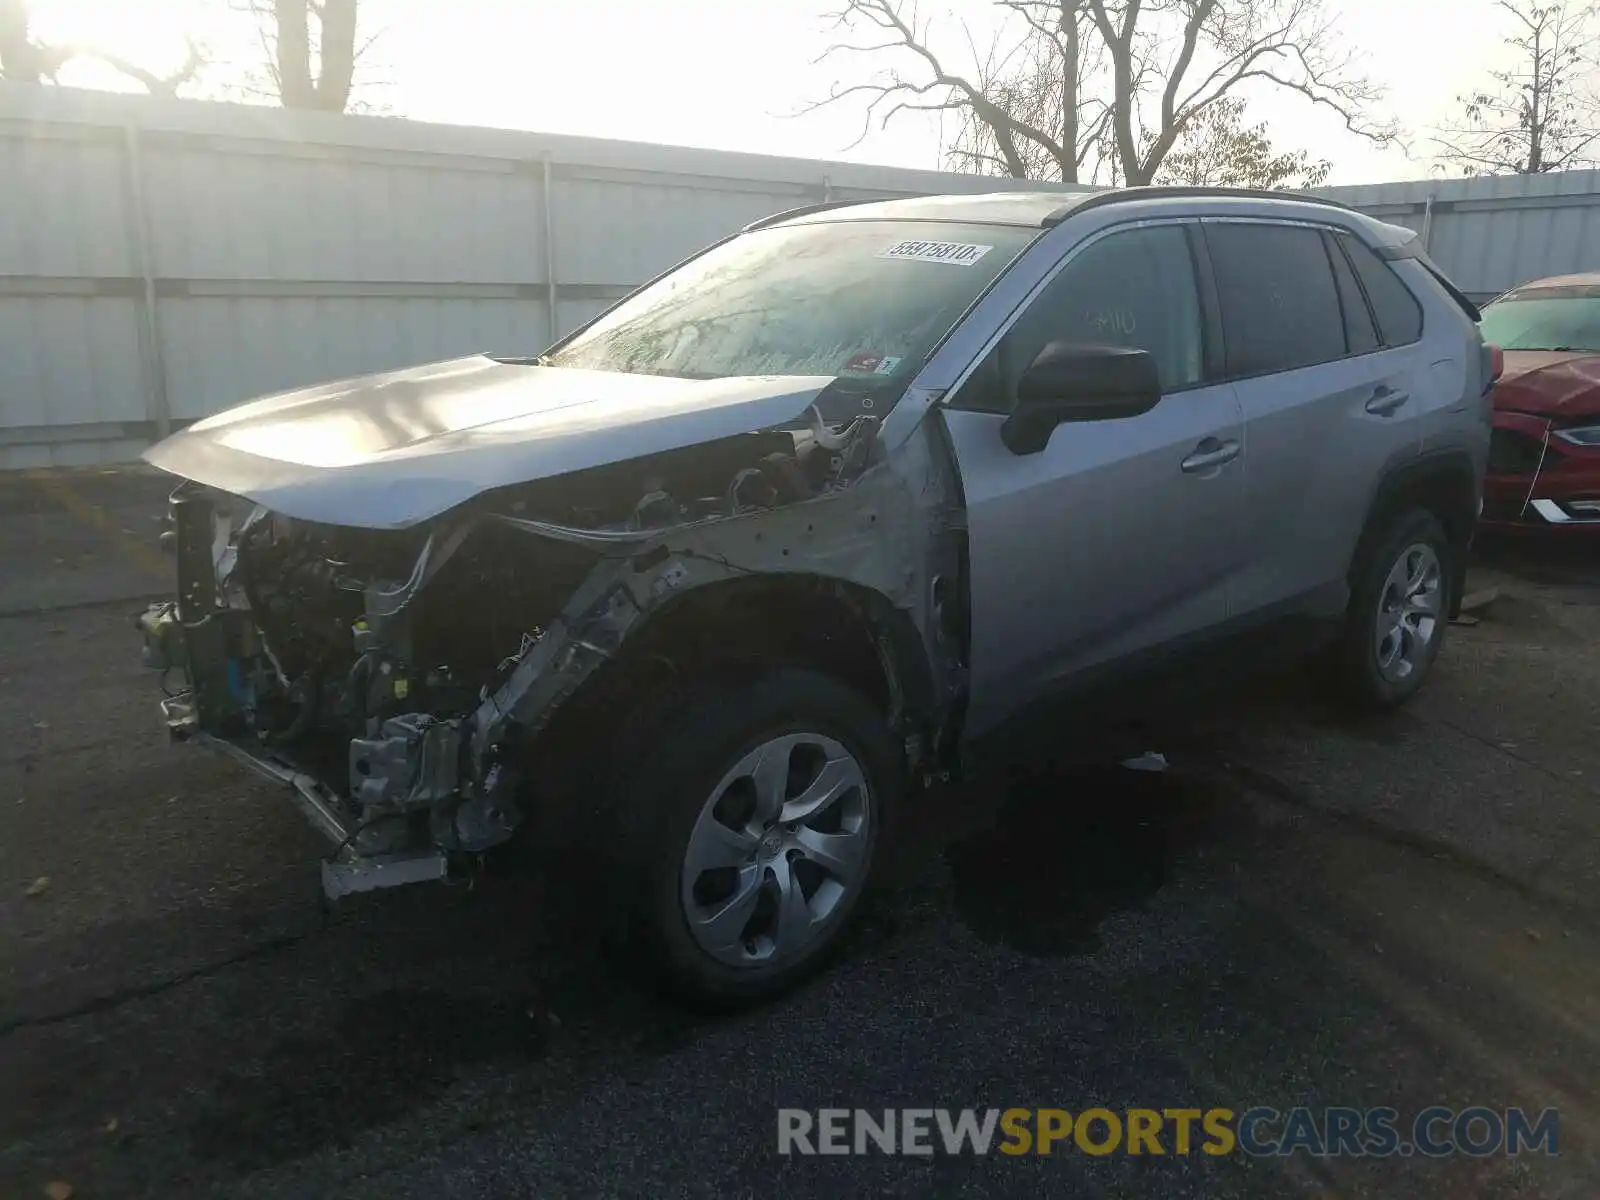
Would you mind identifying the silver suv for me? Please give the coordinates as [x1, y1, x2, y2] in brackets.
[138, 187, 1492, 1004]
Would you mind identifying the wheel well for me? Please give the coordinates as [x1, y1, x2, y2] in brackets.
[528, 574, 939, 783]
[1362, 453, 1478, 615]
[621, 575, 896, 705]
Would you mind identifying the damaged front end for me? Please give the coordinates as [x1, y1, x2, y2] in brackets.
[139, 407, 960, 900]
[138, 485, 587, 897]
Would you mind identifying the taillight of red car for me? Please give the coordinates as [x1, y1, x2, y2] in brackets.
[1487, 343, 1505, 382]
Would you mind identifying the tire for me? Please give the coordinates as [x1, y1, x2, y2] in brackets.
[1326, 508, 1454, 711]
[608, 668, 900, 1007]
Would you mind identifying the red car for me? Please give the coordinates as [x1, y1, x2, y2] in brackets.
[1479, 273, 1600, 532]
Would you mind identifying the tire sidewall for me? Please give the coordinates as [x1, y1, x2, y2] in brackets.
[615, 669, 901, 1006]
[1343, 509, 1453, 707]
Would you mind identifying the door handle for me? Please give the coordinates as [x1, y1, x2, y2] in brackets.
[1180, 437, 1241, 474]
[1364, 385, 1410, 416]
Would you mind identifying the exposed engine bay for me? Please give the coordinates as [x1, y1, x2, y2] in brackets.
[139, 405, 960, 899]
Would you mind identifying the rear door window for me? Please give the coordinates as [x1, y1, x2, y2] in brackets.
[1204, 222, 1346, 377]
[1338, 233, 1424, 346]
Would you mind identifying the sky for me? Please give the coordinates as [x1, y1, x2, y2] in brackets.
[34, 0, 1522, 187]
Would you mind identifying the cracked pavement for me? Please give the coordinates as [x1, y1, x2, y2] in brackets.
[2, 470, 1598, 1198]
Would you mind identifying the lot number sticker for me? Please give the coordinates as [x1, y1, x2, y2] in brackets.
[877, 239, 994, 267]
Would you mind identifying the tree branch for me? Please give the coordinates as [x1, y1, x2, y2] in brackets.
[1431, 0, 1600, 174]
[90, 37, 206, 97]
[799, 0, 1384, 186]
[807, 0, 1074, 176]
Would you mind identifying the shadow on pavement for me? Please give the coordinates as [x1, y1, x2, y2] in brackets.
[188, 986, 552, 1171]
[946, 762, 1243, 957]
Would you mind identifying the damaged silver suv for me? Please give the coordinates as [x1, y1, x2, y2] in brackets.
[138, 187, 1492, 1003]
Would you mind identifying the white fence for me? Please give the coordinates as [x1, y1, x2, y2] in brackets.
[0, 85, 1093, 469]
[5, 83, 1600, 468]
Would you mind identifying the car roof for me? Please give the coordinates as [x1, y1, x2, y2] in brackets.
[759, 190, 1094, 229]
[749, 186, 1360, 232]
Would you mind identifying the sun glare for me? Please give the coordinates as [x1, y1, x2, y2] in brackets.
[33, 0, 219, 77]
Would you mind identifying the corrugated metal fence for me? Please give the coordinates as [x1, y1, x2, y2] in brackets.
[5, 83, 1600, 468]
[1313, 173, 1600, 304]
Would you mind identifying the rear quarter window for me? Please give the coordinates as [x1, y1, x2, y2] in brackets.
[1323, 231, 1380, 355]
[1339, 233, 1424, 346]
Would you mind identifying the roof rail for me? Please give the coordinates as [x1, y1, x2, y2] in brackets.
[1041, 185, 1357, 227]
[742, 198, 878, 233]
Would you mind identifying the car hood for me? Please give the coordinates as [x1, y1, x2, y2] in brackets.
[143, 355, 836, 529]
[1493, 350, 1600, 418]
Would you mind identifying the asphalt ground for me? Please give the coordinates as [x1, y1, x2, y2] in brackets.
[2, 467, 1598, 1199]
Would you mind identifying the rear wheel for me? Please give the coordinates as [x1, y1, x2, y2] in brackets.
[611, 668, 899, 1006]
[1326, 508, 1453, 710]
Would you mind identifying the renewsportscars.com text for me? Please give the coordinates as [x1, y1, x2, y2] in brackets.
[776, 1106, 1559, 1158]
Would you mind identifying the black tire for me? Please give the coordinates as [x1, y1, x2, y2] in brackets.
[607, 668, 901, 1008]
[1326, 507, 1454, 711]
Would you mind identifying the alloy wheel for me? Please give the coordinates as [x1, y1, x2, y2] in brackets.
[679, 732, 871, 968]
[1374, 542, 1443, 683]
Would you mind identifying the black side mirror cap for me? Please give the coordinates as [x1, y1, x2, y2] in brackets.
[1001, 342, 1163, 455]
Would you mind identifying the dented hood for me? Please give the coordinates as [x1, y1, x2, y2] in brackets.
[143, 355, 835, 529]
[1493, 350, 1600, 418]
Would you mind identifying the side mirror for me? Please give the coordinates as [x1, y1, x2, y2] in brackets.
[1000, 342, 1163, 455]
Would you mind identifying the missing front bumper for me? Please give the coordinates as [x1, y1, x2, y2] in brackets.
[158, 695, 451, 901]
[142, 487, 459, 901]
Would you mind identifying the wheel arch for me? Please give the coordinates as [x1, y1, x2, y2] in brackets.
[535, 572, 943, 782]
[1359, 449, 1480, 618]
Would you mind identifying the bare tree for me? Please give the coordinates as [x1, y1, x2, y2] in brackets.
[801, 0, 1100, 181]
[0, 0, 54, 82]
[941, 2, 1114, 181]
[804, 0, 1390, 185]
[91, 40, 208, 97]
[1434, 0, 1600, 174]
[1, 0, 378, 112]
[234, 0, 366, 112]
[0, 0, 204, 94]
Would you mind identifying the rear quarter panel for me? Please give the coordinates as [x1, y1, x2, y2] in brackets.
[1397, 257, 1493, 482]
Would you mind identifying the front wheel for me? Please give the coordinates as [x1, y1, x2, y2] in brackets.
[611, 669, 900, 1006]
[1326, 508, 1453, 710]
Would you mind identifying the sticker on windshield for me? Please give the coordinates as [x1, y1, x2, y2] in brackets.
[877, 239, 993, 267]
[841, 353, 903, 376]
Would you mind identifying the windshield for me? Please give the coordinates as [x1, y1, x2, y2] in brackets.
[544, 219, 1037, 404]
[1479, 290, 1600, 351]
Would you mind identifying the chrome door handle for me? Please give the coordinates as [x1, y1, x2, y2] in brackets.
[1365, 386, 1410, 416]
[1181, 437, 1241, 473]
